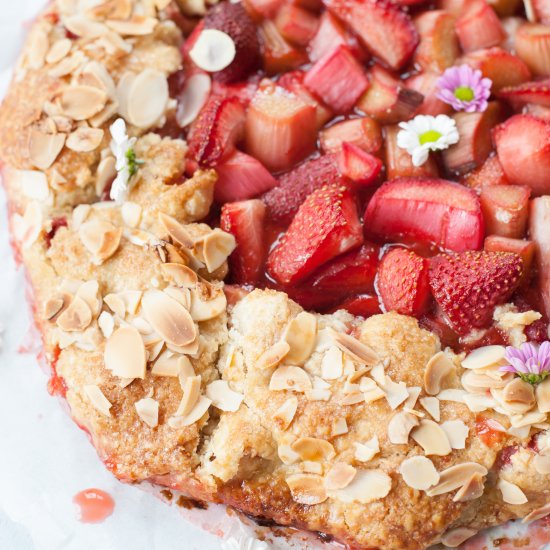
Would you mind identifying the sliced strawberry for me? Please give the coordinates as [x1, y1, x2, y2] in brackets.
[330, 294, 382, 317]
[484, 235, 535, 286]
[357, 65, 424, 124]
[377, 248, 430, 317]
[267, 184, 363, 285]
[337, 142, 383, 185]
[203, 3, 261, 83]
[262, 154, 342, 224]
[437, 0, 469, 15]
[364, 177, 484, 252]
[529, 197, 550, 315]
[214, 151, 278, 203]
[414, 10, 460, 72]
[187, 96, 245, 167]
[498, 79, 550, 108]
[304, 45, 369, 114]
[326, 0, 419, 70]
[243, 0, 284, 20]
[405, 72, 453, 116]
[245, 85, 317, 171]
[442, 101, 505, 175]
[220, 199, 266, 285]
[462, 154, 509, 190]
[320, 117, 382, 155]
[275, 4, 319, 46]
[259, 20, 309, 74]
[493, 114, 550, 196]
[480, 185, 531, 239]
[429, 250, 524, 334]
[515, 23, 550, 77]
[455, 0, 505, 53]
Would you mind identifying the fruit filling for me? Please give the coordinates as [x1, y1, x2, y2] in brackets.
[152, 0, 550, 352]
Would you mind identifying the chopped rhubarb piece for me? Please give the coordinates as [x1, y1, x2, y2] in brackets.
[275, 4, 319, 46]
[262, 154, 342, 224]
[455, 0, 505, 53]
[304, 45, 369, 113]
[532, 0, 550, 23]
[326, 0, 419, 70]
[484, 235, 535, 286]
[414, 10, 460, 72]
[357, 65, 424, 124]
[267, 184, 363, 285]
[245, 85, 317, 171]
[384, 125, 439, 179]
[259, 20, 309, 75]
[515, 23, 550, 77]
[493, 114, 550, 196]
[377, 248, 430, 317]
[498, 78, 550, 108]
[337, 142, 383, 185]
[364, 177, 485, 252]
[462, 154, 509, 190]
[187, 96, 246, 167]
[220, 199, 266, 285]
[320, 117, 382, 154]
[442, 101, 505, 175]
[243, 0, 284, 20]
[429, 250, 524, 334]
[479, 185, 531, 239]
[437, 0, 469, 15]
[405, 72, 453, 116]
[214, 151, 278, 203]
[461, 47, 531, 92]
[331, 294, 382, 317]
[529, 197, 550, 315]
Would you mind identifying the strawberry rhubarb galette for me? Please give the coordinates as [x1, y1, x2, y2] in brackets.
[4, 0, 550, 548]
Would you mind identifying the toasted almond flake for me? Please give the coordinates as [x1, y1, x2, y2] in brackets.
[492, 387, 534, 415]
[286, 474, 327, 505]
[66, 127, 104, 152]
[388, 411, 419, 445]
[404, 386, 421, 409]
[440, 420, 469, 450]
[363, 386, 386, 403]
[170, 395, 211, 428]
[301, 461, 323, 474]
[536, 378, 550, 413]
[332, 469, 392, 504]
[462, 370, 510, 392]
[427, 463, 488, 497]
[325, 463, 356, 491]
[189, 287, 227, 322]
[44, 298, 65, 320]
[411, 419, 452, 456]
[463, 393, 497, 413]
[84, 384, 112, 417]
[104, 293, 125, 317]
[16, 170, 49, 201]
[206, 380, 244, 412]
[176, 73, 211, 127]
[522, 502, 550, 523]
[332, 417, 348, 436]
[321, 345, 343, 380]
[49, 51, 87, 78]
[189, 29, 236, 72]
[141, 289, 196, 347]
[306, 388, 332, 401]
[200, 229, 236, 272]
[46, 38, 72, 64]
[424, 351, 454, 395]
[98, 311, 115, 338]
[510, 410, 547, 428]
[399, 456, 439, 490]
[419, 397, 440, 421]
[343, 381, 360, 394]
[72, 204, 91, 230]
[28, 130, 66, 170]
[106, 16, 158, 36]
[153, 353, 189, 377]
[160, 264, 198, 287]
[63, 15, 108, 38]
[176, 375, 202, 417]
[270, 366, 312, 392]
[104, 326, 146, 378]
[76, 280, 101, 316]
[56, 296, 92, 332]
[126, 68, 168, 128]
[26, 27, 49, 69]
[80, 61, 116, 97]
[135, 397, 159, 428]
[284, 312, 317, 366]
[121, 202, 142, 228]
[360, 376, 377, 392]
[164, 286, 190, 309]
[79, 220, 122, 263]
[437, 389, 467, 403]
[441, 528, 477, 548]
[383, 377, 409, 410]
[503, 378, 536, 407]
[354, 436, 379, 462]
[291, 437, 335, 462]
[330, 329, 378, 365]
[453, 472, 485, 502]
[498, 478, 528, 504]
[257, 341, 290, 370]
[273, 396, 298, 430]
[348, 365, 370, 383]
[462, 345, 506, 370]
[95, 155, 116, 196]
[59, 86, 108, 121]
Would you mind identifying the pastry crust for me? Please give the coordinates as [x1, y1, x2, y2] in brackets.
[2, 2, 550, 549]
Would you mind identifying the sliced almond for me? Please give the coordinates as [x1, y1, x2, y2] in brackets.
[84, 385, 112, 417]
[104, 326, 146, 379]
[273, 396, 298, 430]
[411, 419, 452, 456]
[76, 280, 101, 317]
[256, 341, 290, 370]
[332, 417, 348, 436]
[269, 366, 312, 392]
[46, 38, 72, 64]
[95, 156, 117, 197]
[321, 345, 343, 380]
[522, 502, 550, 523]
[498, 478, 528, 505]
[427, 463, 488, 497]
[170, 395, 211, 428]
[59, 86, 108, 121]
[503, 378, 536, 407]
[79, 219, 122, 263]
[205, 380, 244, 412]
[404, 386, 421, 409]
[164, 287, 190, 309]
[324, 463, 356, 491]
[462, 345, 506, 370]
[16, 170, 49, 201]
[175, 375, 202, 417]
[44, 298, 65, 320]
[437, 389, 467, 403]
[441, 528, 477, 548]
[126, 69, 168, 129]
[536, 378, 550, 413]
[176, 73, 211, 127]
[383, 377, 409, 410]
[159, 213, 195, 248]
[463, 392, 498, 413]
[29, 130, 66, 170]
[63, 15, 108, 38]
[200, 229, 236, 272]
[56, 296, 92, 332]
[330, 329, 378, 365]
[301, 461, 323, 475]
[291, 437, 335, 462]
[135, 397, 159, 428]
[189, 287, 227, 321]
[98, 311, 115, 338]
[141, 289, 196, 347]
[388, 411, 419, 445]
[286, 474, 327, 505]
[424, 351, 454, 395]
[453, 472, 485, 502]
[160, 264, 198, 287]
[363, 385, 386, 404]
[354, 436, 380, 462]
[189, 29, 236, 72]
[510, 410, 546, 428]
[12, 201, 43, 249]
[419, 397, 440, 421]
[284, 312, 317, 366]
[399, 456, 439, 490]
[440, 420, 469, 450]
[104, 293, 126, 318]
[332, 469, 392, 504]
[106, 16, 158, 36]
[26, 27, 49, 69]
[66, 127, 104, 152]
[121, 201, 142, 228]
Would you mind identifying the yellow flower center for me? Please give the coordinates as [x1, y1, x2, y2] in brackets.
[454, 86, 475, 102]
[419, 130, 442, 145]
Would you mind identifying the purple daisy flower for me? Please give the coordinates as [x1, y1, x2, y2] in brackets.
[500, 341, 550, 385]
[436, 65, 492, 113]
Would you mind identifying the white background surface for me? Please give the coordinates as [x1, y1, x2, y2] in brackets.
[0, 2, 223, 548]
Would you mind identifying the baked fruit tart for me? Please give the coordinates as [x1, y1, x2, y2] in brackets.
[3, 0, 550, 547]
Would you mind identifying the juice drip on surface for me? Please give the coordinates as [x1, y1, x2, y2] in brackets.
[73, 488, 115, 524]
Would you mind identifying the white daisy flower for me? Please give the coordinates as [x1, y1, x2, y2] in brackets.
[109, 118, 142, 203]
[396, 114, 459, 167]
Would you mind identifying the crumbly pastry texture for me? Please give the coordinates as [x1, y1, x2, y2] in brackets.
[2, 2, 550, 549]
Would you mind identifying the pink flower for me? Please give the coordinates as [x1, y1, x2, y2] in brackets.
[436, 65, 492, 113]
[500, 341, 550, 385]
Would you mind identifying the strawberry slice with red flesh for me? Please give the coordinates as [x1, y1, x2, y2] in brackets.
[429, 250, 524, 335]
[203, 3, 261, 83]
[462, 154, 509, 190]
[455, 0, 505, 53]
[262, 154, 342, 224]
[325, 0, 419, 70]
[337, 142, 383, 186]
[493, 114, 550, 196]
[330, 294, 382, 317]
[377, 248, 430, 317]
[498, 79, 550, 108]
[364, 177, 484, 252]
[484, 236, 535, 287]
[304, 45, 369, 114]
[267, 184, 363, 285]
[320, 117, 382, 155]
[529, 197, 550, 316]
[187, 96, 246, 167]
[220, 199, 266, 285]
[214, 151, 278, 203]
